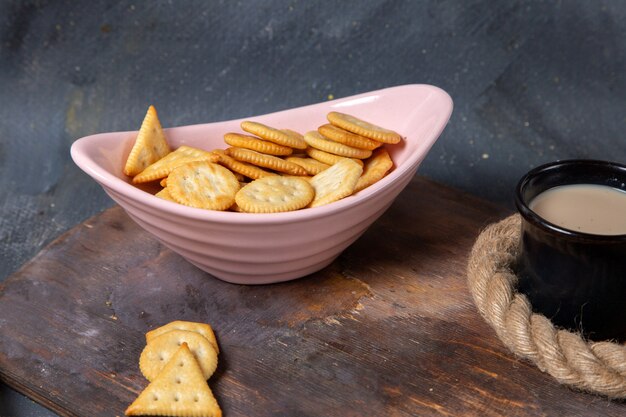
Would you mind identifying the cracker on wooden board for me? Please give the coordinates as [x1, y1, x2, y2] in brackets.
[235, 176, 314, 213]
[139, 329, 218, 382]
[126, 343, 221, 417]
[309, 158, 363, 208]
[327, 111, 402, 144]
[167, 161, 240, 211]
[146, 320, 219, 354]
[124, 105, 171, 177]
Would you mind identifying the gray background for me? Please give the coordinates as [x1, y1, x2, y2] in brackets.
[1, 1, 625, 415]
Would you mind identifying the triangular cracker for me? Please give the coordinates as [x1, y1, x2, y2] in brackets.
[126, 343, 222, 417]
[124, 105, 171, 177]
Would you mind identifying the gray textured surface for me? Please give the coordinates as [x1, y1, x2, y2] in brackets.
[1, 1, 625, 415]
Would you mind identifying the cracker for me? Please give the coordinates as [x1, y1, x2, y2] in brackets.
[160, 177, 168, 188]
[327, 111, 402, 144]
[285, 156, 330, 175]
[224, 133, 293, 156]
[235, 176, 314, 213]
[139, 329, 218, 382]
[168, 161, 240, 211]
[318, 123, 382, 150]
[146, 321, 219, 354]
[124, 105, 171, 177]
[126, 343, 221, 417]
[305, 147, 364, 167]
[226, 147, 308, 176]
[304, 131, 372, 159]
[240, 121, 307, 149]
[354, 148, 394, 192]
[214, 149, 277, 180]
[155, 187, 177, 202]
[133, 146, 219, 184]
[309, 158, 363, 208]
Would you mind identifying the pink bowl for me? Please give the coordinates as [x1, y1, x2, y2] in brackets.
[71, 84, 453, 284]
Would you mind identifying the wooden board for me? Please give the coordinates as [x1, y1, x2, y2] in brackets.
[1, 177, 624, 417]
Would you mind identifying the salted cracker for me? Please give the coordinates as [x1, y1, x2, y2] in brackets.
[318, 123, 382, 150]
[139, 329, 218, 382]
[146, 321, 219, 354]
[132, 146, 219, 184]
[304, 131, 372, 159]
[305, 147, 363, 167]
[285, 156, 330, 175]
[124, 105, 171, 177]
[327, 111, 402, 144]
[226, 147, 308, 176]
[168, 161, 240, 211]
[235, 176, 314, 213]
[214, 149, 277, 180]
[309, 158, 363, 208]
[240, 121, 307, 149]
[126, 343, 221, 417]
[224, 132, 293, 156]
[354, 148, 394, 192]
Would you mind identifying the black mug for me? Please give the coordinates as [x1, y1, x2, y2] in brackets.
[515, 159, 626, 342]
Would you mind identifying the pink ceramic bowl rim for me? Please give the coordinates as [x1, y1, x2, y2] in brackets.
[71, 84, 453, 225]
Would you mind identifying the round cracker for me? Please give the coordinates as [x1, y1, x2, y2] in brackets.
[317, 123, 382, 150]
[304, 131, 372, 159]
[226, 147, 308, 176]
[309, 158, 363, 208]
[305, 147, 364, 167]
[327, 111, 402, 144]
[139, 330, 218, 381]
[285, 156, 330, 175]
[235, 176, 314, 213]
[168, 161, 240, 211]
[240, 121, 307, 149]
[146, 320, 219, 354]
[224, 132, 293, 156]
[214, 149, 277, 180]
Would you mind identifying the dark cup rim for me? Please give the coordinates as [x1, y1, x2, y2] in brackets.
[515, 159, 626, 242]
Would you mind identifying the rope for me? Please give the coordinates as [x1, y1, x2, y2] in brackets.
[466, 214, 626, 398]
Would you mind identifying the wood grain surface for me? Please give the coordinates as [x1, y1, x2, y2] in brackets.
[1, 177, 624, 417]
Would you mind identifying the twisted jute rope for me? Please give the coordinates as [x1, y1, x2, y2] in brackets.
[467, 214, 626, 398]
